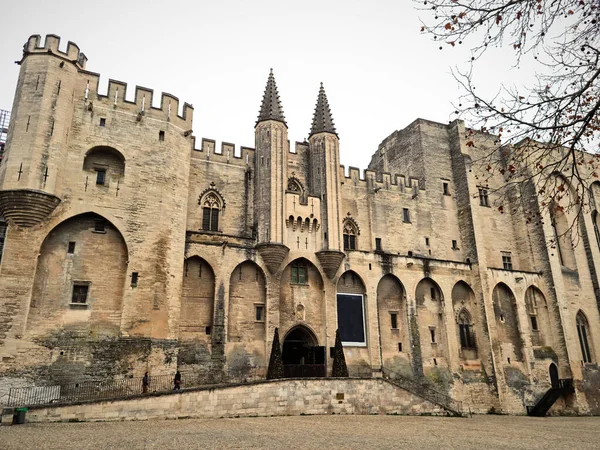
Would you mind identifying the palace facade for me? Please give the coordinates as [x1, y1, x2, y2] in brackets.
[1, 34, 600, 414]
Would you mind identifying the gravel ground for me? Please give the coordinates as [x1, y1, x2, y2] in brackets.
[2, 415, 599, 449]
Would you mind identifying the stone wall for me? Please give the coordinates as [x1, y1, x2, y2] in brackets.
[25, 378, 447, 423]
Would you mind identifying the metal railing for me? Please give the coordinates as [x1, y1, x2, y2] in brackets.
[382, 368, 463, 416]
[7, 367, 267, 408]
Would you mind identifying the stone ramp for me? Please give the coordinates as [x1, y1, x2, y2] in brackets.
[25, 378, 454, 423]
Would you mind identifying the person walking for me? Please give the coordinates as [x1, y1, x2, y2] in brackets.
[173, 370, 181, 391]
[142, 372, 149, 394]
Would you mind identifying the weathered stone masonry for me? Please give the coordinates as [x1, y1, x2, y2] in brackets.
[1, 34, 600, 415]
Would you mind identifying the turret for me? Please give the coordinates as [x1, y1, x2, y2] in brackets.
[0, 35, 84, 226]
[254, 69, 288, 244]
[309, 83, 342, 252]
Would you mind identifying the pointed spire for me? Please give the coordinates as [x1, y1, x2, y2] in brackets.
[256, 69, 286, 126]
[309, 82, 337, 138]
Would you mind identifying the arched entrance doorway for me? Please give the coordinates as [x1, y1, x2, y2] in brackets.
[549, 363, 559, 388]
[282, 326, 325, 377]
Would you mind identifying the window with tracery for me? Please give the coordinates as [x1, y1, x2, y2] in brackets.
[343, 220, 358, 251]
[458, 309, 475, 349]
[202, 192, 221, 232]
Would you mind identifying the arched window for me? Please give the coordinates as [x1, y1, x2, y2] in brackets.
[458, 309, 476, 349]
[576, 311, 594, 364]
[343, 219, 359, 251]
[202, 192, 221, 232]
[592, 211, 600, 252]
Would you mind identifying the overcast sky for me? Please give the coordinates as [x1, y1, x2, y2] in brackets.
[0, 0, 530, 171]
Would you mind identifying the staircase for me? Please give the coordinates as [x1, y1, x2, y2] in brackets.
[527, 379, 575, 417]
[382, 369, 465, 417]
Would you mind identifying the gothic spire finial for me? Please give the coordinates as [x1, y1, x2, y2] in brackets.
[309, 83, 337, 138]
[256, 69, 286, 127]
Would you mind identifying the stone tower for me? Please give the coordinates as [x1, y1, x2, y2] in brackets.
[309, 83, 342, 252]
[0, 35, 86, 226]
[254, 69, 288, 244]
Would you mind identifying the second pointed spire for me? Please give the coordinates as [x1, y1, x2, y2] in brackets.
[257, 69, 286, 126]
[309, 82, 337, 137]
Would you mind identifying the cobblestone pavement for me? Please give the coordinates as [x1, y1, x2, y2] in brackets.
[2, 415, 599, 449]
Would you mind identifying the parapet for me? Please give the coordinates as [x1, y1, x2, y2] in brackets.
[191, 137, 255, 166]
[21, 34, 87, 69]
[342, 165, 424, 194]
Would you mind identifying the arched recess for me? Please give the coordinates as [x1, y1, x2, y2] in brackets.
[492, 282, 523, 362]
[179, 256, 215, 344]
[415, 278, 448, 365]
[337, 271, 367, 346]
[451, 281, 479, 361]
[280, 258, 325, 342]
[548, 174, 578, 270]
[28, 212, 128, 334]
[83, 146, 125, 187]
[524, 286, 551, 347]
[377, 275, 408, 362]
[228, 261, 266, 343]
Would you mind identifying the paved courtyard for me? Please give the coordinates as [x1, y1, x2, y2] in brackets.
[2, 414, 599, 449]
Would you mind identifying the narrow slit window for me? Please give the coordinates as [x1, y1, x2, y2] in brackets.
[255, 305, 265, 322]
[131, 272, 139, 287]
[403, 208, 410, 223]
[390, 312, 398, 329]
[67, 241, 76, 254]
[375, 238, 382, 251]
[159, 130, 165, 141]
[479, 188, 489, 207]
[443, 182, 450, 195]
[452, 240, 458, 250]
[430, 328, 436, 343]
[99, 118, 106, 127]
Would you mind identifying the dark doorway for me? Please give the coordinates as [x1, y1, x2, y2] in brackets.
[549, 363, 559, 388]
[282, 326, 325, 377]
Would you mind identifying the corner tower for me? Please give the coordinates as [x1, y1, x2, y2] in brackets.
[309, 83, 342, 252]
[0, 35, 86, 226]
[254, 70, 289, 245]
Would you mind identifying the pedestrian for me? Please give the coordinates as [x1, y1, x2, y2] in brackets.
[173, 370, 181, 391]
[142, 371, 149, 394]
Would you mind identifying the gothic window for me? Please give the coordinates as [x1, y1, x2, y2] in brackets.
[458, 309, 476, 349]
[287, 177, 302, 193]
[343, 219, 358, 251]
[576, 311, 594, 364]
[201, 192, 222, 232]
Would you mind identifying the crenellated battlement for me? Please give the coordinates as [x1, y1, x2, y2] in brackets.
[342, 165, 424, 194]
[88, 78, 194, 128]
[22, 34, 87, 69]
[191, 138, 255, 166]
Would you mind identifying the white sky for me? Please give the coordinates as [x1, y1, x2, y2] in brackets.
[0, 0, 532, 171]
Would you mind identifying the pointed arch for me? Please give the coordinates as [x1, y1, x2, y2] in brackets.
[416, 278, 448, 364]
[492, 282, 523, 362]
[180, 256, 215, 343]
[524, 285, 551, 347]
[228, 261, 266, 343]
[28, 212, 128, 334]
[280, 258, 325, 345]
[337, 270, 367, 346]
[576, 310, 594, 364]
[451, 281, 479, 359]
[377, 274, 408, 360]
